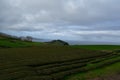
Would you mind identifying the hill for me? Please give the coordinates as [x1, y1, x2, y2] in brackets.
[0, 32, 18, 39]
[0, 32, 42, 48]
[0, 32, 69, 48]
[45, 40, 69, 46]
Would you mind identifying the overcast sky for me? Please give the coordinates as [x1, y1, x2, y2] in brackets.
[0, 0, 120, 42]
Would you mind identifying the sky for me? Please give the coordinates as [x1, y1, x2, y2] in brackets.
[0, 0, 120, 42]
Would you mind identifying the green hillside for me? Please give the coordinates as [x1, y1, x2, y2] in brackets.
[0, 33, 42, 48]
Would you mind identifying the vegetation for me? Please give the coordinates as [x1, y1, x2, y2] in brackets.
[45, 40, 69, 46]
[1, 32, 120, 80]
[66, 58, 120, 80]
[72, 45, 120, 50]
[0, 39, 43, 48]
[0, 46, 120, 80]
[0, 33, 43, 48]
[0, 46, 110, 80]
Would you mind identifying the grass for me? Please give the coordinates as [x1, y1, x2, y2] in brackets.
[72, 45, 120, 50]
[66, 61, 120, 80]
[1, 36, 120, 80]
[65, 51, 120, 80]
[0, 39, 43, 48]
[0, 46, 111, 80]
[0, 46, 102, 66]
[0, 46, 120, 80]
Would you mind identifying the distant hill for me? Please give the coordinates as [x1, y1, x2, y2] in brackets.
[65, 40, 120, 45]
[33, 38, 120, 45]
[0, 32, 19, 39]
[0, 32, 69, 48]
[0, 32, 33, 42]
[0, 32, 42, 48]
[45, 40, 69, 46]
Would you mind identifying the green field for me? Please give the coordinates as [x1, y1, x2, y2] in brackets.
[0, 38, 43, 48]
[72, 45, 120, 50]
[1, 35, 120, 80]
[66, 61, 120, 80]
[0, 45, 120, 80]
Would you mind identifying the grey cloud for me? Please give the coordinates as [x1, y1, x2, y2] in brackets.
[0, 0, 120, 42]
[1, 0, 120, 29]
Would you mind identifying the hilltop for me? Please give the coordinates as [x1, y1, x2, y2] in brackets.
[45, 40, 69, 46]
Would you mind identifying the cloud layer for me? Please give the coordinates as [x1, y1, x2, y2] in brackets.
[0, 0, 120, 42]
